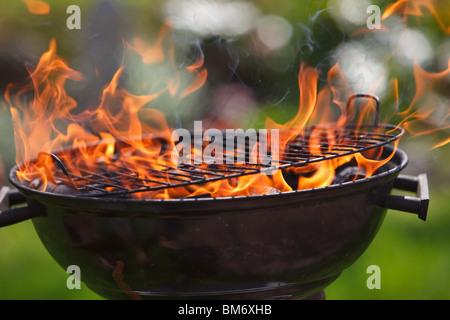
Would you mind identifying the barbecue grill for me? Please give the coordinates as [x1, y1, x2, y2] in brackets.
[0, 94, 429, 299]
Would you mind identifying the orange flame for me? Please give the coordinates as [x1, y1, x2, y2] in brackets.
[367, 0, 450, 149]
[129, 22, 208, 99]
[4, 34, 400, 199]
[22, 0, 50, 15]
[382, 0, 450, 34]
[131, 22, 172, 64]
[394, 59, 450, 149]
[181, 54, 208, 98]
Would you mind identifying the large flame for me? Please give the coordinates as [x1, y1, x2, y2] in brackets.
[5, 1, 448, 199]
[5, 37, 393, 199]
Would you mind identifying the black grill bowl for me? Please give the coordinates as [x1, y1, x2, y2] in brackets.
[4, 145, 426, 299]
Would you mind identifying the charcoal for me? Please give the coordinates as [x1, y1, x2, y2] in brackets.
[45, 181, 79, 195]
[333, 166, 366, 184]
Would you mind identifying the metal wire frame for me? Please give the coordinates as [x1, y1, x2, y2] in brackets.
[34, 123, 404, 198]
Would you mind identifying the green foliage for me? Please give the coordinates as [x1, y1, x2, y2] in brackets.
[0, 220, 102, 299]
[327, 190, 450, 300]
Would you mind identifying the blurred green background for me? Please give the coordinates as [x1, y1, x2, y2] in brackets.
[0, 0, 449, 300]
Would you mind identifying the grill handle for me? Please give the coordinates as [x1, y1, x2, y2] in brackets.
[380, 174, 429, 221]
[346, 93, 380, 127]
[0, 187, 40, 228]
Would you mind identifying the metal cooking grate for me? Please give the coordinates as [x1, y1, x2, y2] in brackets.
[35, 123, 404, 198]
